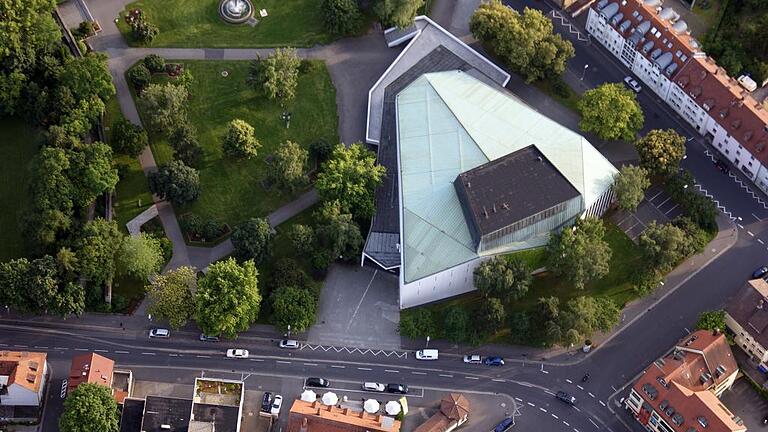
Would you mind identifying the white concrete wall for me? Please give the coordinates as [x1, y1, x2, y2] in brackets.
[667, 85, 710, 133]
[709, 121, 762, 179]
[587, 9, 627, 60]
[400, 256, 486, 309]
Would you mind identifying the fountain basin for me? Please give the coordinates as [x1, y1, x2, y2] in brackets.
[219, 0, 253, 24]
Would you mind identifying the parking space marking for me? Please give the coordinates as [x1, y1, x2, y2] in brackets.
[588, 392, 595, 398]
[563, 421, 570, 426]
[577, 385, 584, 390]
[528, 402, 536, 407]
[759, 239, 765, 245]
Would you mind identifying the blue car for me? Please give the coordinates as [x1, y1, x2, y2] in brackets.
[483, 356, 505, 366]
[493, 417, 514, 432]
[753, 266, 768, 279]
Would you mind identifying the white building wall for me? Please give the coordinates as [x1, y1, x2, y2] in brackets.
[586, 9, 627, 60]
[400, 257, 485, 309]
[725, 312, 768, 364]
[631, 56, 673, 100]
[5, 384, 40, 406]
[708, 120, 762, 179]
[666, 85, 710, 133]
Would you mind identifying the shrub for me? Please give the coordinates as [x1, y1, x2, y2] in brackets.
[128, 64, 151, 90]
[299, 60, 323, 74]
[310, 138, 334, 165]
[143, 54, 166, 73]
[231, 218, 272, 263]
[180, 213, 204, 236]
[202, 220, 224, 241]
[398, 308, 436, 339]
[320, 0, 361, 35]
[271, 285, 318, 331]
[552, 77, 571, 98]
[148, 160, 200, 206]
[110, 118, 148, 157]
[269, 258, 311, 291]
[222, 119, 260, 159]
[112, 294, 129, 313]
[74, 21, 96, 38]
[156, 236, 173, 263]
[131, 17, 159, 44]
[288, 224, 315, 255]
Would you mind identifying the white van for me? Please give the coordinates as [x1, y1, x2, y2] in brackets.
[415, 349, 439, 360]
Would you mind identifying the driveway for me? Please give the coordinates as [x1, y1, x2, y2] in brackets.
[307, 265, 401, 350]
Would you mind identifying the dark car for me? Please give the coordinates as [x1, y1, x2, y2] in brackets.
[306, 377, 330, 388]
[483, 356, 505, 366]
[386, 383, 409, 394]
[493, 417, 515, 432]
[556, 391, 576, 405]
[714, 159, 730, 174]
[753, 266, 768, 279]
[260, 392, 272, 412]
[199, 334, 220, 342]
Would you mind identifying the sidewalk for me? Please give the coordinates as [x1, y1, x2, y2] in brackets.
[401, 213, 738, 364]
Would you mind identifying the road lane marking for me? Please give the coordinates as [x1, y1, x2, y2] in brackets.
[611, 385, 617, 392]
[544, 390, 555, 396]
[14, 344, 28, 348]
[411, 371, 426, 375]
[464, 376, 479, 380]
[759, 239, 765, 245]
[588, 392, 595, 398]
[574, 428, 580, 432]
[748, 231, 755, 237]
[492, 379, 505, 382]
[539, 407, 548, 413]
[527, 402, 535, 407]
[599, 401, 606, 407]
[94, 349, 108, 352]
[303, 363, 318, 366]
[519, 382, 533, 387]
[330, 365, 345, 369]
[249, 359, 264, 362]
[566, 379, 573, 384]
[141, 352, 156, 356]
[357, 367, 372, 371]
[74, 348, 88, 351]
[0, 343, 6, 346]
[277, 361, 291, 364]
[515, 397, 523, 402]
[115, 350, 129, 354]
[551, 414, 559, 419]
[169, 353, 178, 357]
[196, 355, 211, 358]
[563, 421, 570, 426]
[573, 406, 581, 412]
[738, 223, 745, 229]
[439, 374, 453, 378]
[589, 419, 599, 429]
[384, 369, 399, 373]
[577, 385, 584, 390]
[34, 346, 48, 349]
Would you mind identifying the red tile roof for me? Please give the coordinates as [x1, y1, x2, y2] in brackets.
[0, 351, 46, 394]
[67, 353, 114, 395]
[287, 400, 401, 432]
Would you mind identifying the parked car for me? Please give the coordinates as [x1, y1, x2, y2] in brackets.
[623, 76, 642, 93]
[753, 266, 768, 279]
[199, 334, 219, 342]
[260, 392, 272, 412]
[386, 383, 409, 394]
[270, 394, 283, 415]
[415, 349, 439, 360]
[279, 339, 299, 349]
[463, 354, 482, 364]
[483, 356, 505, 366]
[493, 417, 515, 432]
[362, 382, 386, 392]
[148, 328, 170, 338]
[226, 349, 249, 359]
[714, 159, 730, 174]
[306, 377, 330, 388]
[556, 391, 577, 405]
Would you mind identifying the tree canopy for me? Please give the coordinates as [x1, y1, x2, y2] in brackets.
[195, 258, 261, 338]
[0, 256, 84, 316]
[231, 218, 272, 264]
[635, 129, 686, 176]
[374, 0, 424, 28]
[638, 222, 694, 273]
[314, 200, 364, 261]
[58, 53, 115, 103]
[578, 83, 644, 141]
[268, 140, 307, 192]
[146, 266, 197, 329]
[470, 2, 574, 82]
[321, 0, 362, 35]
[614, 165, 650, 212]
[148, 160, 201, 205]
[76, 219, 124, 302]
[696, 310, 726, 332]
[271, 286, 318, 331]
[139, 83, 188, 134]
[117, 233, 164, 280]
[546, 218, 611, 289]
[316, 143, 385, 220]
[222, 119, 260, 159]
[249, 48, 301, 106]
[59, 382, 119, 432]
[110, 118, 148, 157]
[473, 257, 531, 300]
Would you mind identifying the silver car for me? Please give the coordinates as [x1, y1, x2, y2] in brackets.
[623, 76, 642, 93]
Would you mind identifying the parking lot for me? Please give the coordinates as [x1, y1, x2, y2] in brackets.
[612, 185, 680, 241]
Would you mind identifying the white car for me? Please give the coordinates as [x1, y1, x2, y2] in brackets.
[279, 339, 299, 349]
[463, 354, 482, 364]
[148, 328, 170, 338]
[623, 76, 642, 93]
[226, 349, 249, 359]
[270, 394, 283, 415]
[362, 382, 386, 392]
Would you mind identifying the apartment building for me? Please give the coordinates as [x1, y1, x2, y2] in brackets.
[0, 351, 48, 422]
[725, 278, 768, 369]
[586, 0, 768, 194]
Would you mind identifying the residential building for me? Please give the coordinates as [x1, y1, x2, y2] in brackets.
[68, 352, 133, 403]
[363, 16, 617, 308]
[625, 330, 743, 432]
[287, 399, 401, 432]
[140, 395, 193, 432]
[585, 0, 768, 193]
[413, 393, 470, 432]
[725, 278, 768, 369]
[0, 351, 48, 423]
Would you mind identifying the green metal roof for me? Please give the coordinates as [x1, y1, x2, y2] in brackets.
[397, 71, 618, 283]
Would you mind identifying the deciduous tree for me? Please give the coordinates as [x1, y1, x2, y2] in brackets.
[222, 119, 260, 159]
[314, 200, 363, 261]
[321, 0, 362, 35]
[398, 309, 436, 339]
[168, 121, 203, 167]
[249, 48, 301, 106]
[59, 383, 119, 432]
[139, 83, 188, 135]
[271, 286, 318, 331]
[374, 0, 424, 28]
[316, 143, 385, 220]
[443, 305, 471, 343]
[477, 297, 506, 334]
[473, 257, 531, 300]
[470, 2, 574, 82]
[231, 218, 272, 264]
[696, 310, 726, 332]
[288, 224, 315, 255]
[546, 218, 611, 290]
[638, 222, 693, 273]
[195, 258, 261, 338]
[561, 296, 619, 342]
[614, 165, 650, 212]
[58, 53, 115, 102]
[110, 118, 148, 157]
[76, 219, 123, 303]
[146, 266, 197, 329]
[69, 142, 119, 207]
[578, 83, 644, 141]
[117, 233, 164, 280]
[635, 129, 686, 176]
[148, 160, 201, 205]
[268, 140, 307, 192]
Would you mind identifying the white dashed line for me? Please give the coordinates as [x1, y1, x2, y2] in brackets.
[411, 371, 426, 375]
[114, 350, 129, 354]
[384, 369, 399, 373]
[574, 428, 580, 432]
[14, 345, 28, 348]
[540, 407, 548, 413]
[519, 382, 533, 387]
[588, 392, 595, 398]
[303, 363, 318, 366]
[0, 343, 7, 346]
[439, 374, 453, 378]
[196, 355, 210, 358]
[277, 361, 291, 364]
[528, 402, 535, 407]
[515, 398, 524, 402]
[552, 414, 559, 419]
[74, 348, 88, 351]
[563, 421, 570, 426]
[249, 359, 264, 362]
[464, 376, 479, 380]
[492, 379, 506, 382]
[169, 353, 178, 357]
[577, 385, 584, 390]
[759, 239, 765, 245]
[589, 419, 599, 429]
[358, 367, 372, 371]
[599, 401, 606, 407]
[738, 223, 745, 229]
[94, 349, 108, 353]
[544, 390, 555, 396]
[748, 231, 755, 236]
[34, 346, 48, 349]
[330, 365, 345, 369]
[573, 406, 581, 412]
[141, 352, 156, 356]
[566, 379, 573, 384]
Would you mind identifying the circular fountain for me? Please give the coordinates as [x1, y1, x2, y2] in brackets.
[219, 0, 253, 24]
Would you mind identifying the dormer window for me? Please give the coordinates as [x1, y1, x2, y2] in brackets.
[719, 108, 729, 118]
[732, 119, 741, 129]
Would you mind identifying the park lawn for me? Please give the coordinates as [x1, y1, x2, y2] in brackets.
[400, 223, 643, 343]
[117, 0, 333, 48]
[503, 247, 547, 270]
[134, 60, 338, 228]
[0, 118, 42, 261]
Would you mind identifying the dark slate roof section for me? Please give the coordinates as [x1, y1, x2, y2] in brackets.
[454, 145, 581, 239]
[726, 280, 768, 349]
[120, 399, 146, 432]
[191, 403, 240, 432]
[141, 396, 192, 432]
[364, 46, 475, 268]
[384, 24, 419, 47]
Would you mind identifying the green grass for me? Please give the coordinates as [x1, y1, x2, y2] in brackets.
[691, 0, 721, 34]
[532, 79, 582, 113]
[503, 247, 547, 271]
[401, 223, 643, 344]
[117, 0, 334, 48]
[0, 118, 43, 261]
[132, 60, 338, 227]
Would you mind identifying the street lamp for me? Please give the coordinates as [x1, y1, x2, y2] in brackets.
[581, 64, 589, 81]
[287, 324, 292, 339]
[281, 111, 292, 129]
[425, 336, 430, 348]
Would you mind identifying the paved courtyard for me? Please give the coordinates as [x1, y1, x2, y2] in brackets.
[307, 264, 401, 350]
[720, 377, 768, 430]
